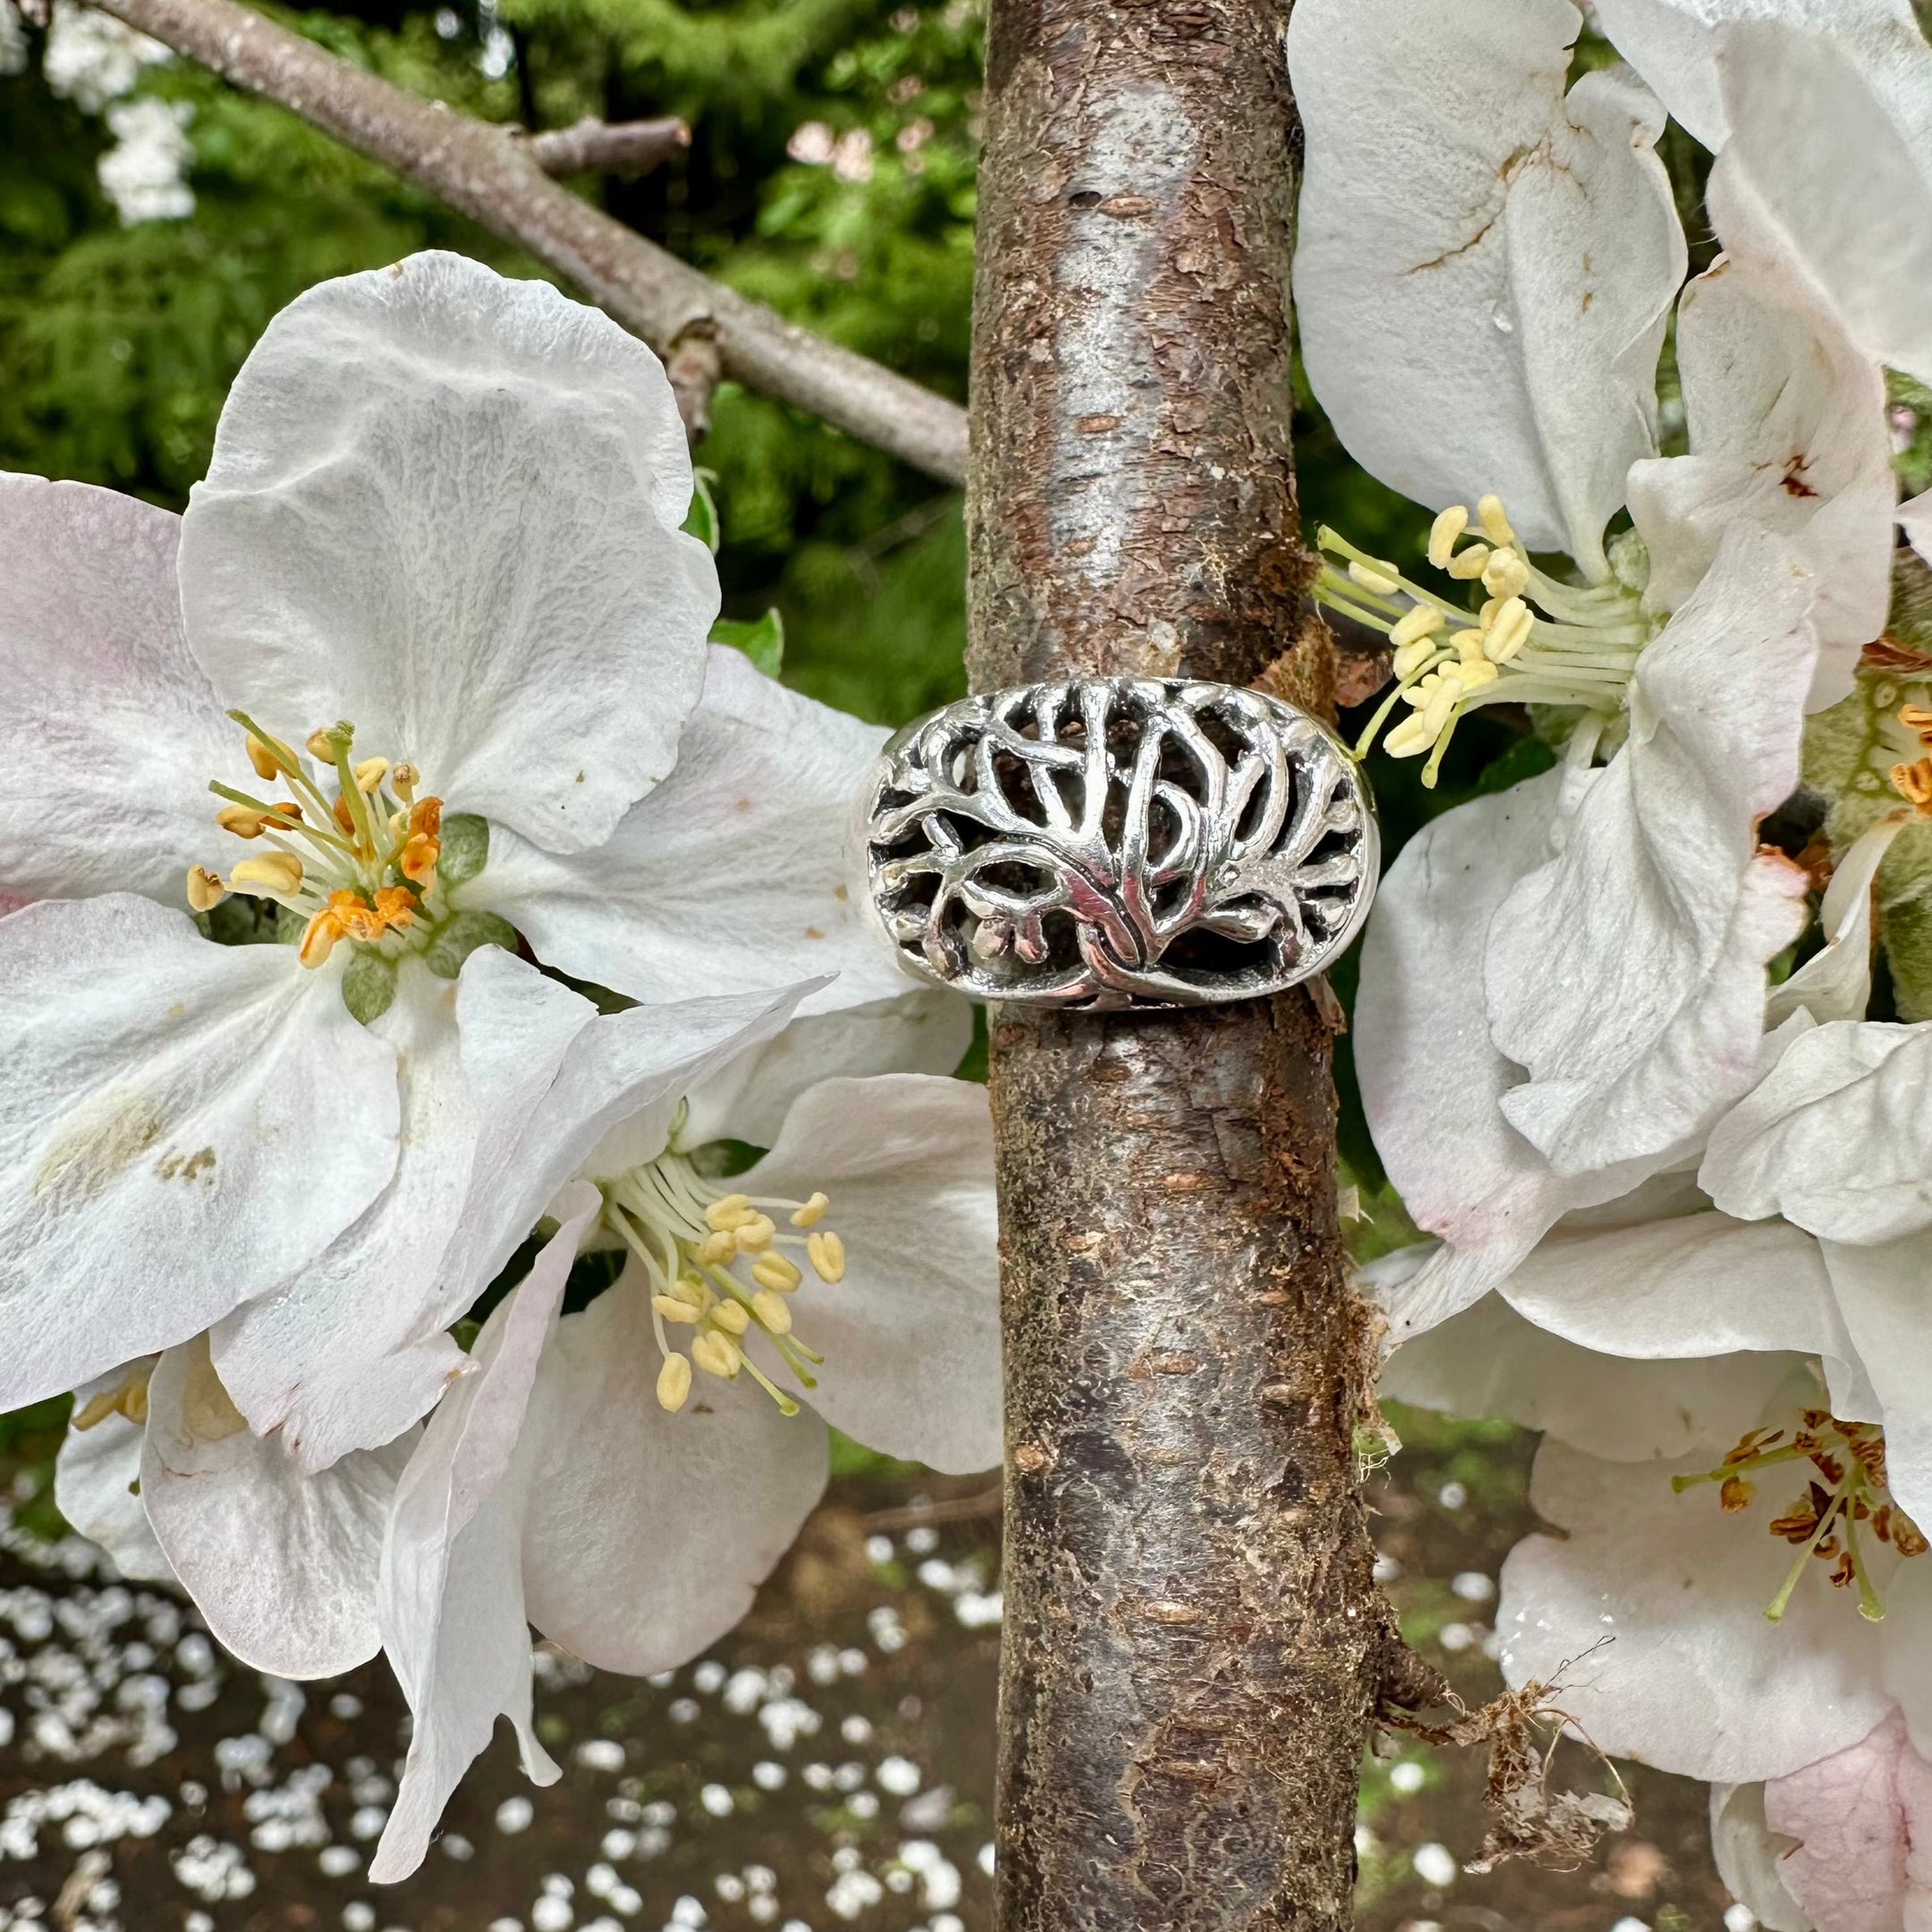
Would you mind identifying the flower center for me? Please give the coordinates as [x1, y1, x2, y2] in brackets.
[1675, 1411, 1929, 1624]
[188, 712, 445, 970]
[1314, 494, 1653, 787]
[597, 1148, 844, 1418]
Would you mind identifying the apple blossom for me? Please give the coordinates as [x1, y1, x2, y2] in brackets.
[1290, 0, 1897, 1332]
[0, 250, 918, 1473]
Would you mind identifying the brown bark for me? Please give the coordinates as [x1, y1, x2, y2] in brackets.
[91, 0, 969, 481]
[968, 1, 1383, 1927]
[523, 114, 690, 177]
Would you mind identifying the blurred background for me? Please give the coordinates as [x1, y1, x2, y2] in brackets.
[0, 3, 1773, 1925]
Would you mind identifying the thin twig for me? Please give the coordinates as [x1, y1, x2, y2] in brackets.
[861, 1487, 1004, 1533]
[524, 114, 690, 177]
[91, 0, 969, 480]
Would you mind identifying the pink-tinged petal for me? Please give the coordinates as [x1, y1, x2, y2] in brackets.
[1765, 1709, 1914, 1932]
[141, 1334, 414, 1678]
[1499, 1437, 1894, 1783]
[0, 895, 398, 1409]
[0, 472, 250, 906]
[180, 252, 714, 855]
[369, 1183, 599, 1885]
[517, 1260, 828, 1674]
[1708, 1782, 1814, 1932]
[745, 1075, 1001, 1473]
[479, 647, 911, 1017]
[1490, 523, 1818, 1174]
[1289, 0, 1683, 574]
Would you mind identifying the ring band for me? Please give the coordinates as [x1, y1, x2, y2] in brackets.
[856, 678, 1379, 1010]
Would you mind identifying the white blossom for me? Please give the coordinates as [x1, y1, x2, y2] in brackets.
[97, 95, 194, 225]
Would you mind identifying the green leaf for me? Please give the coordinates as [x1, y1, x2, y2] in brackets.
[424, 910, 521, 979]
[437, 812, 490, 888]
[710, 607, 785, 677]
[341, 947, 399, 1024]
[684, 469, 721, 554]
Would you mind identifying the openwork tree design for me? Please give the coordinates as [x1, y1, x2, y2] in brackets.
[860, 679, 1377, 1008]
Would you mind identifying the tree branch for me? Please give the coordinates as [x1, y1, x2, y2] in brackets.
[92, 0, 969, 482]
[523, 113, 690, 178]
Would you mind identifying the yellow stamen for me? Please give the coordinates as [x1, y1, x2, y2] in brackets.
[1389, 606, 1445, 651]
[709, 1299, 751, 1336]
[1445, 543, 1493, 581]
[653, 1295, 701, 1325]
[1427, 504, 1469, 570]
[390, 762, 419, 805]
[752, 1253, 803, 1293]
[353, 757, 390, 794]
[790, 1192, 831, 1229]
[1384, 714, 1437, 758]
[305, 728, 336, 761]
[230, 852, 303, 897]
[1477, 493, 1515, 546]
[696, 1232, 737, 1267]
[299, 909, 345, 969]
[1392, 637, 1439, 681]
[245, 735, 282, 781]
[734, 1214, 778, 1254]
[186, 866, 227, 913]
[692, 1331, 742, 1379]
[1481, 549, 1530, 599]
[1484, 597, 1534, 664]
[752, 1289, 793, 1335]
[705, 1193, 753, 1233]
[657, 1353, 692, 1412]
[807, 1231, 846, 1284]
[1348, 558, 1402, 597]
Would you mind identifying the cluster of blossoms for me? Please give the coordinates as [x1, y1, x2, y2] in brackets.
[0, 251, 998, 1880]
[1291, 0, 1932, 1922]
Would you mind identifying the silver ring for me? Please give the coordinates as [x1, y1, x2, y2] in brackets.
[856, 678, 1379, 1010]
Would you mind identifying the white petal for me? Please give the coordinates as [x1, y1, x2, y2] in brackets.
[54, 1365, 174, 1585]
[141, 1335, 413, 1678]
[1704, 1023, 1932, 1242]
[1382, 1290, 1801, 1462]
[1288, 0, 1682, 573]
[209, 950, 586, 1470]
[178, 252, 715, 854]
[1817, 1235, 1932, 1529]
[446, 978, 812, 1313]
[0, 473, 249, 906]
[1628, 160, 1894, 708]
[675, 992, 975, 1152]
[1354, 771, 1647, 1339]
[370, 1184, 598, 1885]
[1707, 1782, 1814, 1932]
[1903, 485, 1932, 568]
[746, 1075, 1001, 1473]
[517, 1259, 828, 1674]
[1497, 1439, 1892, 1781]
[1490, 524, 1817, 1174]
[479, 647, 909, 1014]
[1594, 0, 1921, 148]
[1764, 1709, 1925, 1932]
[0, 896, 398, 1408]
[1765, 812, 1904, 1030]
[1716, 21, 1932, 386]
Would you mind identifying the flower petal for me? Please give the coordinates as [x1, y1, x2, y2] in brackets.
[1817, 1234, 1932, 1529]
[209, 950, 591, 1471]
[54, 1365, 174, 1585]
[1498, 1438, 1892, 1781]
[1489, 523, 1817, 1174]
[1288, 0, 1682, 573]
[1703, 1024, 1932, 1244]
[1627, 160, 1893, 708]
[369, 1184, 598, 1885]
[1594, 0, 1922, 148]
[676, 992, 975, 1153]
[1383, 1288, 1802, 1462]
[0, 895, 398, 1409]
[1765, 812, 1902, 1030]
[1716, 20, 1932, 386]
[745, 1075, 1001, 1473]
[1764, 1709, 1922, 1932]
[0, 473, 249, 907]
[1707, 1781, 1814, 1932]
[479, 647, 908, 1014]
[178, 252, 715, 854]
[140, 1334, 414, 1678]
[517, 1259, 829, 1674]
[1354, 771, 1648, 1339]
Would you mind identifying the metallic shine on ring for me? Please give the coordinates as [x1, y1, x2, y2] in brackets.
[856, 677, 1380, 1011]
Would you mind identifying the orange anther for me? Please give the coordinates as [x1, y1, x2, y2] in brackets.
[334, 795, 357, 835]
[1902, 703, 1932, 747]
[373, 886, 418, 931]
[399, 834, 441, 885]
[324, 888, 386, 945]
[408, 797, 443, 839]
[299, 909, 345, 969]
[1890, 758, 1932, 814]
